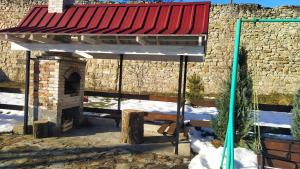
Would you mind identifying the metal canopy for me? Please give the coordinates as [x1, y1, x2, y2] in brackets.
[0, 3, 210, 35]
[0, 2, 210, 61]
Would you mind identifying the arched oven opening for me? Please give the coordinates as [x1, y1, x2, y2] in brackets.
[64, 72, 81, 96]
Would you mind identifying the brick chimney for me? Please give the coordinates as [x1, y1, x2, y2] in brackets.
[48, 0, 75, 13]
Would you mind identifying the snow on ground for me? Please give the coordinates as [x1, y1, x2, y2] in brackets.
[0, 109, 24, 132]
[88, 96, 292, 128]
[0, 92, 291, 168]
[189, 128, 257, 169]
[121, 100, 218, 122]
[0, 92, 24, 106]
[257, 110, 292, 128]
[0, 92, 24, 132]
[0, 93, 292, 133]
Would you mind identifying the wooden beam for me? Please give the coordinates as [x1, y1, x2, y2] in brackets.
[261, 157, 296, 169]
[4, 34, 207, 47]
[157, 123, 170, 134]
[189, 120, 211, 128]
[29, 34, 59, 44]
[166, 123, 177, 135]
[5, 34, 30, 43]
[136, 36, 147, 45]
[115, 36, 121, 44]
[0, 104, 23, 110]
[198, 36, 203, 46]
[143, 36, 206, 46]
[70, 35, 80, 43]
[87, 53, 204, 62]
[264, 149, 289, 159]
[0, 87, 23, 93]
[263, 138, 291, 151]
[80, 35, 97, 44]
[74, 52, 93, 59]
[144, 112, 179, 122]
[156, 36, 160, 45]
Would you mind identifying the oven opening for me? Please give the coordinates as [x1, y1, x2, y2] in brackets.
[64, 72, 80, 96]
[61, 107, 80, 132]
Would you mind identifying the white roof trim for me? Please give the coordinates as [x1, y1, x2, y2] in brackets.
[11, 42, 205, 57]
[1, 33, 206, 45]
[80, 53, 204, 62]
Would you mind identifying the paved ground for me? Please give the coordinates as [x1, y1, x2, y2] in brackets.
[0, 118, 190, 169]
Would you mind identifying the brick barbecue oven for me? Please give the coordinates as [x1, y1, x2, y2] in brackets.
[29, 55, 86, 135]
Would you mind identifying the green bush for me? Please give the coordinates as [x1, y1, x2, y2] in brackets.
[186, 74, 204, 104]
[212, 48, 253, 144]
[291, 88, 300, 140]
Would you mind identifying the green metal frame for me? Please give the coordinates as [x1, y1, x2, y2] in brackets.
[220, 18, 300, 169]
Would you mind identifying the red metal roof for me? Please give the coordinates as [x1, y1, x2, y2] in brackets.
[0, 2, 210, 35]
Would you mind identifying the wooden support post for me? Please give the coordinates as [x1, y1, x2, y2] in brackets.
[121, 109, 144, 144]
[175, 55, 184, 155]
[33, 120, 49, 138]
[116, 54, 124, 127]
[24, 50, 30, 134]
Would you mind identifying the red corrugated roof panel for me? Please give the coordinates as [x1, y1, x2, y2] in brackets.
[0, 2, 210, 35]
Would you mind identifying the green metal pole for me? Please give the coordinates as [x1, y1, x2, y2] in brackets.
[221, 18, 242, 169]
[225, 120, 231, 169]
[220, 127, 228, 168]
[220, 17, 300, 169]
[242, 18, 300, 23]
[230, 18, 242, 169]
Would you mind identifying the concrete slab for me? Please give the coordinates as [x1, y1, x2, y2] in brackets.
[65, 117, 178, 156]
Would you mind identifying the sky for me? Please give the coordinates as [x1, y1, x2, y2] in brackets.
[185, 0, 300, 7]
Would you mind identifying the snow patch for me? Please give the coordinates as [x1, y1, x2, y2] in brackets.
[257, 110, 292, 128]
[0, 109, 23, 132]
[0, 93, 293, 131]
[0, 92, 24, 106]
[189, 128, 257, 169]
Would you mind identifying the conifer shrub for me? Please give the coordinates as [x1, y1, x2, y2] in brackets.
[291, 88, 300, 140]
[186, 74, 204, 105]
[212, 48, 253, 144]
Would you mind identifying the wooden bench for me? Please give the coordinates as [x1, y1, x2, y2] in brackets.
[144, 112, 179, 122]
[144, 112, 183, 135]
[188, 120, 211, 128]
[260, 138, 300, 169]
[157, 122, 178, 135]
[83, 108, 212, 135]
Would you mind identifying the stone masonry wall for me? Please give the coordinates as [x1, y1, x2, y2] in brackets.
[83, 4, 300, 95]
[0, 1, 299, 95]
[0, 0, 31, 82]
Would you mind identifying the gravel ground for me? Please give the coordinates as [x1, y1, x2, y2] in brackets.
[0, 119, 190, 169]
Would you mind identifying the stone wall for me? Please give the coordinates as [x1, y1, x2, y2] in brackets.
[0, 1, 299, 95]
[0, 0, 30, 82]
[85, 4, 300, 95]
